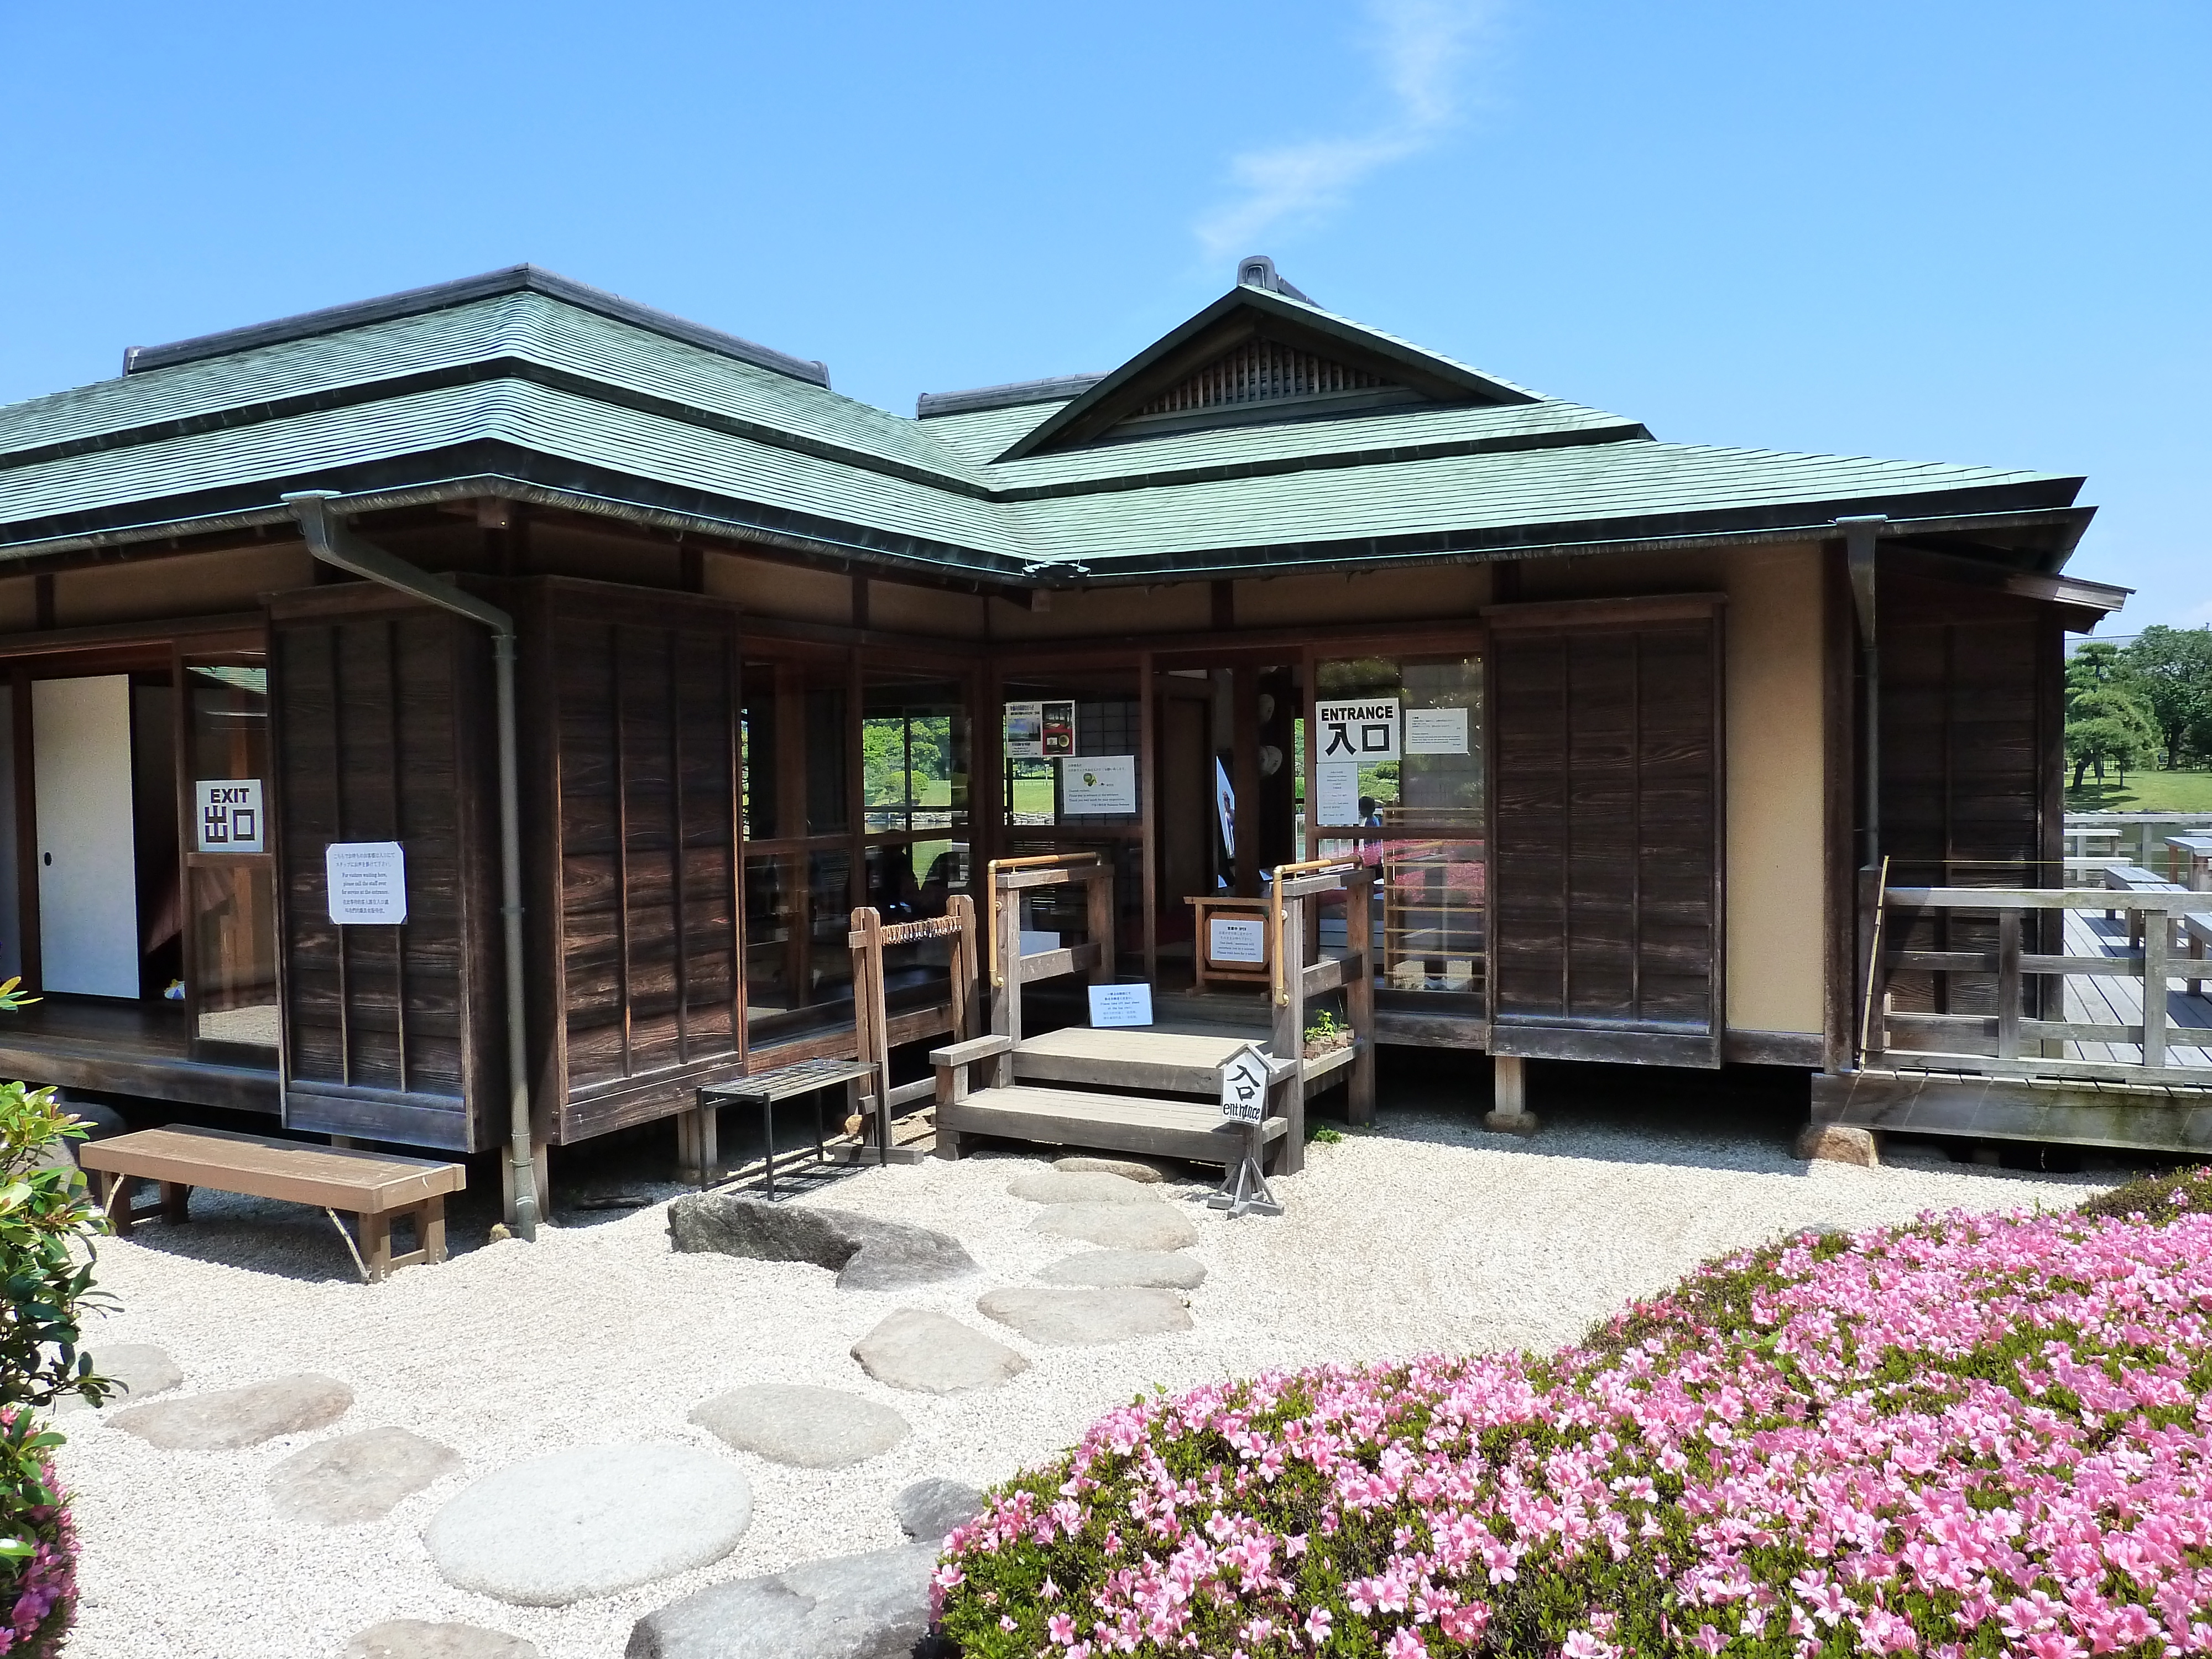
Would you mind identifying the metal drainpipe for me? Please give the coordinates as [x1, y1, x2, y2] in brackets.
[1838, 515, 1887, 867]
[283, 492, 539, 1241]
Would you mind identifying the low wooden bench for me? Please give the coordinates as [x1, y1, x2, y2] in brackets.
[2105, 864, 2188, 946]
[80, 1126, 466, 1282]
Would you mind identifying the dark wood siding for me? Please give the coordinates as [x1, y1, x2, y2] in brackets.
[270, 597, 499, 1150]
[1486, 598, 1724, 1066]
[525, 581, 744, 1143]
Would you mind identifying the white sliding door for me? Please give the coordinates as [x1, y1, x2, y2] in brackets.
[33, 676, 140, 998]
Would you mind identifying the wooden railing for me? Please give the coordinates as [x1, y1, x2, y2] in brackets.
[1865, 883, 2212, 1086]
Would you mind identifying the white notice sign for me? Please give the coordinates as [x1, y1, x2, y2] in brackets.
[1209, 916, 1267, 966]
[1219, 1043, 1270, 1123]
[1315, 760, 1361, 826]
[196, 779, 264, 852]
[1315, 698, 1400, 762]
[1060, 754, 1137, 815]
[1088, 983, 1154, 1027]
[1405, 706, 1470, 755]
[326, 841, 408, 925]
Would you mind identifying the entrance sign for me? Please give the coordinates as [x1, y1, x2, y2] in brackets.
[326, 841, 408, 925]
[1315, 698, 1400, 761]
[1218, 1042, 1270, 1121]
[1405, 706, 1469, 755]
[1315, 760, 1361, 826]
[1088, 982, 1154, 1027]
[1061, 754, 1136, 814]
[1209, 916, 1267, 965]
[196, 779, 264, 852]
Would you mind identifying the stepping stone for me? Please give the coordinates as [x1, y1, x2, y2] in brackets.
[1005, 1170, 1156, 1206]
[1028, 1201, 1198, 1252]
[345, 1621, 541, 1659]
[268, 1426, 460, 1525]
[56, 1342, 183, 1414]
[667, 1195, 974, 1290]
[896, 1477, 985, 1543]
[690, 1384, 908, 1469]
[1055, 1155, 1165, 1184]
[850, 1310, 1027, 1396]
[626, 1542, 939, 1659]
[978, 1286, 1192, 1347]
[111, 1373, 352, 1451]
[426, 1445, 751, 1606]
[1040, 1249, 1207, 1290]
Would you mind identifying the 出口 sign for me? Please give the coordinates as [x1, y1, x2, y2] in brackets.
[1314, 698, 1399, 762]
[196, 779, 264, 853]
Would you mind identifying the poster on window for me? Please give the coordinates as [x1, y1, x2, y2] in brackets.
[1060, 754, 1136, 815]
[1405, 706, 1470, 755]
[1315, 697, 1400, 761]
[196, 779, 264, 852]
[1003, 701, 1044, 758]
[1315, 760, 1361, 826]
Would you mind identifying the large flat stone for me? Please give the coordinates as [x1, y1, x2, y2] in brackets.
[1039, 1249, 1207, 1290]
[345, 1621, 542, 1659]
[1054, 1155, 1165, 1184]
[895, 1478, 984, 1543]
[111, 1373, 352, 1451]
[977, 1286, 1192, 1347]
[690, 1384, 908, 1469]
[268, 1426, 460, 1525]
[625, 1542, 944, 1659]
[1027, 1201, 1198, 1252]
[56, 1342, 183, 1415]
[426, 1445, 752, 1606]
[668, 1195, 975, 1291]
[850, 1310, 1027, 1396]
[1005, 1170, 1156, 1206]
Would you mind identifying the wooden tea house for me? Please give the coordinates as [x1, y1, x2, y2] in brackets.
[0, 255, 2179, 1226]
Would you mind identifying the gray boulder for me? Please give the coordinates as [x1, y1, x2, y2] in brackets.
[268, 1426, 460, 1525]
[344, 1621, 541, 1658]
[56, 1342, 183, 1414]
[112, 1373, 352, 1451]
[690, 1384, 909, 1469]
[669, 1196, 975, 1291]
[626, 1542, 947, 1659]
[895, 1478, 984, 1543]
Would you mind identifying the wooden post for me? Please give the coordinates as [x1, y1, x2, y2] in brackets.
[1085, 862, 1116, 983]
[991, 873, 1021, 1088]
[675, 1103, 719, 1186]
[947, 893, 977, 1041]
[2143, 904, 2169, 1070]
[1996, 907, 2022, 1061]
[1486, 1055, 1534, 1132]
[850, 906, 892, 1146]
[1346, 868, 1376, 1125]
[1271, 888, 1307, 1175]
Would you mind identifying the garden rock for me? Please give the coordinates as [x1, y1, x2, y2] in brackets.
[268, 1426, 460, 1524]
[690, 1384, 909, 1468]
[1055, 1155, 1165, 1184]
[1027, 1201, 1198, 1252]
[851, 1310, 1027, 1395]
[56, 1342, 182, 1413]
[1005, 1170, 1156, 1206]
[667, 1194, 975, 1290]
[425, 1444, 752, 1606]
[344, 1620, 542, 1659]
[111, 1373, 352, 1450]
[1040, 1249, 1207, 1290]
[978, 1286, 1192, 1347]
[896, 1478, 984, 1542]
[1795, 1124, 1879, 1167]
[624, 1541, 945, 1659]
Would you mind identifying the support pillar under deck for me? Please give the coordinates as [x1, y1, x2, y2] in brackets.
[1484, 1054, 1540, 1136]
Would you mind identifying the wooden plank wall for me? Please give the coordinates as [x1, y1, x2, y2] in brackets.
[1486, 599, 1724, 1066]
[270, 602, 497, 1150]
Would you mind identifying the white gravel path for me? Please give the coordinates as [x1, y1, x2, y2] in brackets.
[54, 1107, 2117, 1659]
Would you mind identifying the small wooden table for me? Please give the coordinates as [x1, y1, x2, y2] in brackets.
[697, 1058, 878, 1199]
[80, 1126, 465, 1282]
[2166, 833, 2212, 891]
[1185, 896, 1271, 992]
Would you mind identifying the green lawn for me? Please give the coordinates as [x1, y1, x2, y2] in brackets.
[2065, 766, 2212, 812]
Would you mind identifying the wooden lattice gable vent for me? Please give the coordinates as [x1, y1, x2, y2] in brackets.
[1132, 336, 1406, 421]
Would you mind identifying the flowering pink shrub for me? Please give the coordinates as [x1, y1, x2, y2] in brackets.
[0, 1428, 72, 1657]
[936, 1194, 2212, 1657]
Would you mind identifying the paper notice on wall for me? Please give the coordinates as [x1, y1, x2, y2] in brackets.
[1060, 753, 1136, 814]
[1209, 916, 1267, 965]
[326, 841, 408, 925]
[1315, 760, 1361, 826]
[1405, 706, 1470, 755]
[1088, 983, 1154, 1027]
[1041, 700, 1075, 756]
[1314, 697, 1400, 761]
[1003, 701, 1044, 758]
[196, 779, 264, 852]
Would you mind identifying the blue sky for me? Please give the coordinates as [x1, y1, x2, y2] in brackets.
[3, 1, 2204, 628]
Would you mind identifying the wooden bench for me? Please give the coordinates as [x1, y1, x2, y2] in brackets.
[2105, 864, 2188, 946]
[80, 1126, 466, 1282]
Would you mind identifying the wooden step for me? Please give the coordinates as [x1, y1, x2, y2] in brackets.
[936, 1084, 1285, 1166]
[1012, 1025, 1267, 1097]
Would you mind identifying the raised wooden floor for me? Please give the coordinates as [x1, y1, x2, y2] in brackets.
[936, 1084, 1286, 1166]
[0, 997, 279, 1114]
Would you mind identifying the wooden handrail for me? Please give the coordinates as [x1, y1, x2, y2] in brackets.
[985, 852, 1105, 989]
[1888, 886, 2210, 912]
[1267, 858, 1361, 1007]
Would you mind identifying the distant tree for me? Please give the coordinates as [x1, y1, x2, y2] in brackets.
[2119, 625, 2212, 769]
[2066, 643, 2159, 787]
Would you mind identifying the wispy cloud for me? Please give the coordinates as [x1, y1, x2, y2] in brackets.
[1194, 0, 1499, 266]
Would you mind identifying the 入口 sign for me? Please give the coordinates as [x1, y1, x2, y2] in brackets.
[196, 779, 264, 853]
[1314, 698, 1400, 761]
[326, 841, 408, 925]
[1218, 1042, 1270, 1122]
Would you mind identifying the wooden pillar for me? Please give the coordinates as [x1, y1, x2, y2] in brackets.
[1346, 868, 1376, 1126]
[1270, 891, 1307, 1175]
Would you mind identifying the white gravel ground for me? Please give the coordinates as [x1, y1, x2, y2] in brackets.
[54, 1103, 2120, 1659]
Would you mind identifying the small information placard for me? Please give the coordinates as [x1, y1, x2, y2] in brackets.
[326, 841, 408, 925]
[1088, 982, 1154, 1028]
[1314, 760, 1361, 826]
[1405, 705, 1470, 755]
[1208, 916, 1267, 966]
[1060, 754, 1136, 815]
[1218, 1042, 1270, 1123]
[196, 779, 264, 853]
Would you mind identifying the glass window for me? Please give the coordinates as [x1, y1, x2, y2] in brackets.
[190, 863, 278, 1053]
[741, 660, 848, 841]
[184, 659, 276, 1056]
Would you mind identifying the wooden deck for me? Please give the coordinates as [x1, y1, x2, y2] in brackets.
[0, 997, 279, 1114]
[2061, 908, 2212, 1067]
[936, 1084, 1287, 1166]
